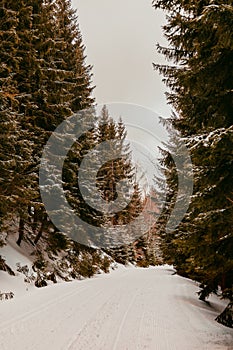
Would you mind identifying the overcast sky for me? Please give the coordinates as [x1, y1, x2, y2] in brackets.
[71, 0, 171, 188]
[72, 0, 170, 118]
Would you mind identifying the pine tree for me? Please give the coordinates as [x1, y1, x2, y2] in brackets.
[153, 0, 233, 325]
[0, 1, 35, 238]
[0, 2, 19, 224]
[3, 0, 95, 245]
[63, 105, 145, 249]
[31, 0, 95, 245]
[154, 124, 193, 275]
[6, 0, 57, 244]
[0, 1, 116, 283]
[98, 108, 145, 254]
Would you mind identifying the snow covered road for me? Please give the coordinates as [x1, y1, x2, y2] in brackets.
[0, 266, 232, 350]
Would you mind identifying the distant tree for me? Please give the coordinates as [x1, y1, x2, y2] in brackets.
[64, 106, 144, 249]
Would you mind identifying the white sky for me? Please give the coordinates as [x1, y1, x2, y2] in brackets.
[71, 0, 170, 118]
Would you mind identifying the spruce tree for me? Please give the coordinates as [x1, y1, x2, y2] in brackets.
[0, 1, 35, 239]
[63, 106, 144, 249]
[30, 0, 95, 244]
[7, 0, 57, 244]
[0, 2, 19, 224]
[98, 108, 144, 253]
[153, 0, 233, 325]
[3, 0, 95, 245]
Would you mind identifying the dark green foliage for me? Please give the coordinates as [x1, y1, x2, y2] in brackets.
[33, 252, 48, 271]
[107, 245, 134, 265]
[0, 1, 35, 227]
[77, 255, 97, 278]
[63, 106, 144, 248]
[35, 277, 47, 288]
[47, 230, 69, 253]
[136, 259, 150, 268]
[100, 255, 111, 273]
[216, 302, 233, 328]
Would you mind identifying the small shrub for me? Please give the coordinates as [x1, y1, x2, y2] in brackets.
[78, 254, 98, 278]
[0, 291, 14, 300]
[33, 253, 47, 271]
[101, 256, 111, 273]
[16, 263, 35, 283]
[35, 271, 47, 288]
[137, 259, 150, 268]
[0, 256, 15, 275]
[47, 231, 69, 253]
[35, 278, 47, 288]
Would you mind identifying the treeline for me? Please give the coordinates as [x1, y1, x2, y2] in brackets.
[0, 0, 93, 240]
[153, 0, 233, 327]
[0, 0, 150, 282]
[0, 0, 112, 283]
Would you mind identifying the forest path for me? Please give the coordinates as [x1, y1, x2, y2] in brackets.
[0, 266, 232, 350]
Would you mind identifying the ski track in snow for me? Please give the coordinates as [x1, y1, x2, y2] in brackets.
[0, 267, 232, 350]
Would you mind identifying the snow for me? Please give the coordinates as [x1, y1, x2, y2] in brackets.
[0, 238, 36, 298]
[0, 265, 232, 350]
[0, 239, 32, 270]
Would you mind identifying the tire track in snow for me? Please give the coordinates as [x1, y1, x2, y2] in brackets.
[66, 271, 151, 350]
[66, 294, 121, 350]
[1, 267, 232, 350]
[112, 291, 138, 350]
[0, 283, 104, 350]
[0, 282, 88, 333]
[64, 272, 138, 350]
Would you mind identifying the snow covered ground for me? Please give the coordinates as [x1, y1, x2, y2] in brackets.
[0, 264, 232, 350]
[0, 239, 37, 298]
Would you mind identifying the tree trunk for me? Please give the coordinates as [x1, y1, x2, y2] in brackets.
[32, 207, 39, 235]
[34, 221, 45, 245]
[16, 217, 25, 246]
[34, 213, 48, 245]
[216, 302, 233, 328]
